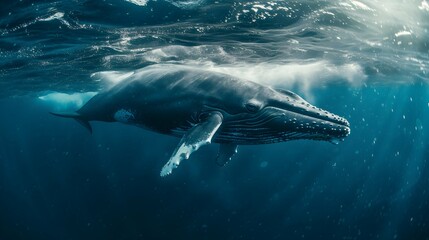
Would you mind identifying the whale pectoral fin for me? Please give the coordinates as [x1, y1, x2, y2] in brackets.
[216, 144, 238, 167]
[160, 112, 223, 177]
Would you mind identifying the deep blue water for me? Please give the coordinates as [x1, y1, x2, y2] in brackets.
[1, 0, 429, 239]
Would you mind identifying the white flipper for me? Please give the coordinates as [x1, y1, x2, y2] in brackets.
[160, 112, 223, 177]
[216, 144, 238, 166]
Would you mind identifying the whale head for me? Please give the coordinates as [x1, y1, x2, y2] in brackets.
[215, 88, 350, 145]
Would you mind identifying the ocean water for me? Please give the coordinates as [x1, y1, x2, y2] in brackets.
[1, 0, 429, 239]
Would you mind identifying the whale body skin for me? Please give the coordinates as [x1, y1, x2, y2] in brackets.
[52, 65, 350, 176]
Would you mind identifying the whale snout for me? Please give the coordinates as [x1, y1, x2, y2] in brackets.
[273, 107, 350, 142]
[321, 112, 350, 138]
[323, 119, 351, 143]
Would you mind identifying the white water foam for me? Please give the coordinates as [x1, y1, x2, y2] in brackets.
[124, 0, 149, 6]
[124, 0, 204, 8]
[349, 0, 373, 11]
[165, 0, 205, 9]
[39, 12, 65, 22]
[140, 45, 233, 64]
[419, 0, 429, 11]
[38, 12, 76, 29]
[205, 61, 366, 99]
[92, 61, 366, 100]
[91, 71, 135, 87]
[394, 31, 413, 37]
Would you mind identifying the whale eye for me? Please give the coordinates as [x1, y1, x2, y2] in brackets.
[245, 99, 262, 113]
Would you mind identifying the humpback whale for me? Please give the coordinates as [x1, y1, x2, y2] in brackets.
[51, 65, 350, 176]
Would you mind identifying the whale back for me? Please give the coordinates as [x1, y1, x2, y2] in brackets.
[78, 65, 272, 124]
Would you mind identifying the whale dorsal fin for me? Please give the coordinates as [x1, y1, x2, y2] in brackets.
[50, 111, 93, 134]
[160, 112, 223, 177]
[216, 144, 238, 166]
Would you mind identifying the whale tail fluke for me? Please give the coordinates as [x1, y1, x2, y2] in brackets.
[50, 111, 93, 134]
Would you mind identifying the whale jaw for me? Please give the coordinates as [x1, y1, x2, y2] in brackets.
[213, 106, 350, 145]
